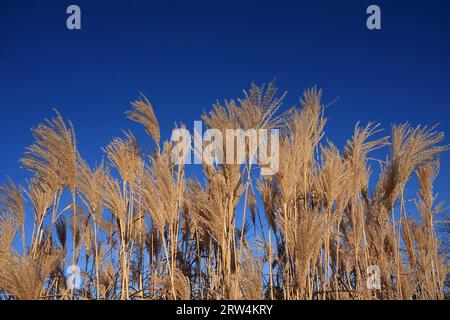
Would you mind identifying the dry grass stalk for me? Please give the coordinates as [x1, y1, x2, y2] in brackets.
[0, 82, 448, 300]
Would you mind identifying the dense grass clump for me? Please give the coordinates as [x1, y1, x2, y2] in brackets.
[0, 82, 448, 299]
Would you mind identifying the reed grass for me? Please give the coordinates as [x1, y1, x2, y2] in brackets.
[0, 82, 448, 300]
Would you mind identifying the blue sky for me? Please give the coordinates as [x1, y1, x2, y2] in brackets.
[1, 0, 450, 226]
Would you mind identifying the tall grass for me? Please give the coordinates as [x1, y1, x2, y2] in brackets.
[0, 82, 448, 300]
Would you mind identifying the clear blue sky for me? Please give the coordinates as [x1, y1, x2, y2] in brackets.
[1, 0, 450, 215]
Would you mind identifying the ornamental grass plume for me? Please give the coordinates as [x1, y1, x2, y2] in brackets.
[0, 81, 448, 300]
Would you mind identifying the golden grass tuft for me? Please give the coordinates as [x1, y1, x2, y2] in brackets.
[0, 82, 448, 300]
